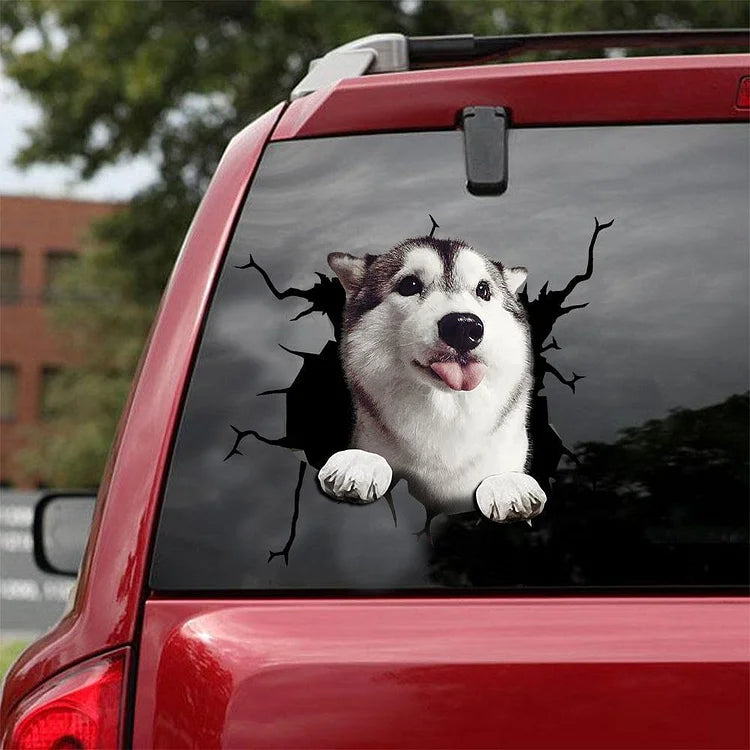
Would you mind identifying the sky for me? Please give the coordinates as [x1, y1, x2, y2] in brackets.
[1, 71, 157, 202]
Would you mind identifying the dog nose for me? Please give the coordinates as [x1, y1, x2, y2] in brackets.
[438, 313, 484, 352]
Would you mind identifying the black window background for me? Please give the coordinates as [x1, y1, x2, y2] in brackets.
[151, 124, 749, 592]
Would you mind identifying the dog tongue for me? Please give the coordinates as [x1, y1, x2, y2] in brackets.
[430, 361, 487, 391]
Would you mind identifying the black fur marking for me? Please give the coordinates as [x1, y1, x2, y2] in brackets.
[395, 236, 468, 291]
[396, 236, 467, 263]
[346, 237, 472, 327]
[434, 238, 462, 289]
[350, 381, 398, 444]
[486, 259, 507, 287]
[486, 259, 528, 322]
[345, 247, 406, 328]
[420, 237, 469, 290]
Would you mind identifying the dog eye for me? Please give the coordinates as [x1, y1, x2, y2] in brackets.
[397, 275, 423, 296]
[476, 280, 491, 301]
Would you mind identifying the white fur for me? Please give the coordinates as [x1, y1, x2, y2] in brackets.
[399, 246, 444, 284]
[318, 449, 392, 504]
[476, 473, 546, 522]
[319, 243, 546, 522]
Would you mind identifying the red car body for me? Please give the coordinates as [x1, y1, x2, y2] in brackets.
[2, 52, 749, 749]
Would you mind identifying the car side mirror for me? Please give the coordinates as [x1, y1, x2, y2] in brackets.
[33, 493, 96, 576]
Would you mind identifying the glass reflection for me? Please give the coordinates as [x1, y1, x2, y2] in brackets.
[151, 124, 749, 591]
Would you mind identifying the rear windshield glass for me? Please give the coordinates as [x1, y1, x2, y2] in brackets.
[151, 124, 749, 592]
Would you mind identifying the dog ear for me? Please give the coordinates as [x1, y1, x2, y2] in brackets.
[503, 266, 527, 294]
[328, 252, 367, 296]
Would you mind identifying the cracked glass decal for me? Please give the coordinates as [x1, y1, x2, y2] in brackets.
[151, 125, 749, 591]
[224, 216, 613, 560]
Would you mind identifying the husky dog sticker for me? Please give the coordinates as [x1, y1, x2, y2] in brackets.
[318, 237, 546, 524]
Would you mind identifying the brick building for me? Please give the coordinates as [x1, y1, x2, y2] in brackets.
[0, 195, 119, 487]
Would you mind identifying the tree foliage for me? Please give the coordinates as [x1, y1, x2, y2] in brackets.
[2, 0, 747, 485]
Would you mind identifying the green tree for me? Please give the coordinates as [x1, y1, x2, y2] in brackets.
[2, 0, 747, 485]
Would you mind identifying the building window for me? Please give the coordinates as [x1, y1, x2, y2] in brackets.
[1, 364, 19, 421]
[1, 248, 22, 303]
[44, 250, 78, 301]
[41, 366, 63, 421]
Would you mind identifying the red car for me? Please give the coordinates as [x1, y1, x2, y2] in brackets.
[2, 30, 749, 749]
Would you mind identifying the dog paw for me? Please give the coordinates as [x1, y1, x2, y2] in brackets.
[318, 449, 392, 504]
[476, 473, 547, 524]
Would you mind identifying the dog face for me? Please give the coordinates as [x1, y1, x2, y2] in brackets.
[329, 237, 530, 394]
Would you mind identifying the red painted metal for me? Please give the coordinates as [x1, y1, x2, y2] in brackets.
[272, 55, 750, 140]
[0, 102, 286, 722]
[132, 598, 750, 749]
[737, 76, 750, 108]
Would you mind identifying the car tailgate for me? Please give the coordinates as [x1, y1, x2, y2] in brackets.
[132, 597, 749, 749]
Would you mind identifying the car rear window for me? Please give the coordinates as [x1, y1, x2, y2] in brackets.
[150, 123, 749, 592]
